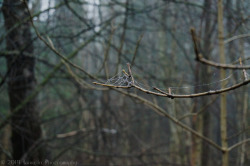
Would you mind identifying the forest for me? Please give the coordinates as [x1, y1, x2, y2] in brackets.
[0, 0, 249, 166]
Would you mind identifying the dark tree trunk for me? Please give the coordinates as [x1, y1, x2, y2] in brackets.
[2, 0, 44, 163]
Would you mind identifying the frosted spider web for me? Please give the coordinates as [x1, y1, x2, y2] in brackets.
[101, 66, 249, 95]
[105, 70, 133, 87]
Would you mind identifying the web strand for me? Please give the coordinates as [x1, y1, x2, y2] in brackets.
[95, 66, 247, 95]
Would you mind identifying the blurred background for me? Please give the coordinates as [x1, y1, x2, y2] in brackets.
[0, 0, 249, 166]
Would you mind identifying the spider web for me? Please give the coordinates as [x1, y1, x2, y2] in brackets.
[100, 66, 249, 95]
[105, 70, 133, 87]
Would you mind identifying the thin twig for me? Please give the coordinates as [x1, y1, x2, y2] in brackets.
[227, 126, 250, 140]
[56, 128, 94, 138]
[115, 0, 129, 73]
[224, 33, 250, 44]
[239, 57, 248, 81]
[131, 34, 144, 67]
[178, 95, 218, 120]
[228, 138, 250, 151]
[113, 87, 223, 152]
[93, 82, 132, 88]
[98, 22, 116, 76]
[63, 60, 107, 90]
[127, 63, 135, 84]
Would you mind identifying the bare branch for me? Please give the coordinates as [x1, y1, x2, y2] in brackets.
[190, 28, 250, 69]
[228, 138, 250, 152]
[94, 74, 249, 99]
[135, 79, 249, 98]
[112, 87, 223, 152]
[131, 34, 144, 67]
[56, 128, 93, 139]
[239, 58, 248, 81]
[127, 63, 135, 84]
[224, 33, 250, 44]
[93, 82, 132, 88]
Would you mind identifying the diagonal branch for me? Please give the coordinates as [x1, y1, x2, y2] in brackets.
[112, 87, 223, 152]
[224, 33, 250, 44]
[228, 138, 250, 152]
[190, 28, 250, 69]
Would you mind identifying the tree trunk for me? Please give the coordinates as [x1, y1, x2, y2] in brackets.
[201, 0, 213, 165]
[2, 0, 44, 164]
[239, 32, 248, 166]
[191, 62, 203, 166]
[217, 0, 229, 166]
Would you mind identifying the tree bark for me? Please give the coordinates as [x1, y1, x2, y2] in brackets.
[239, 31, 248, 166]
[217, 0, 229, 166]
[2, 0, 44, 164]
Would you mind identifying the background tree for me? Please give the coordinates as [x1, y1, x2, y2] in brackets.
[1, 0, 44, 163]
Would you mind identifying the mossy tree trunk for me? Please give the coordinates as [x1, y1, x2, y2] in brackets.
[2, 0, 44, 163]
